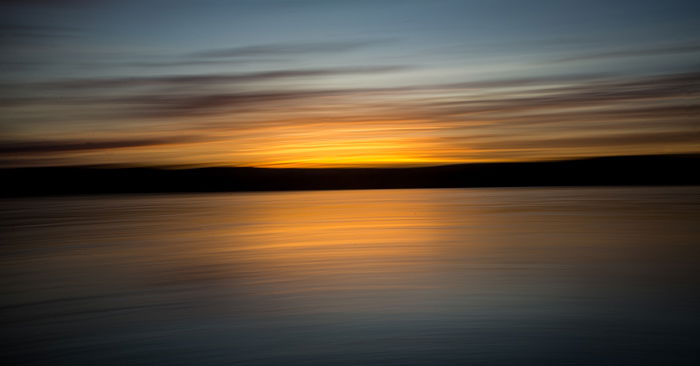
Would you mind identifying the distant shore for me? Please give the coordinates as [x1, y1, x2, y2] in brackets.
[2, 154, 699, 197]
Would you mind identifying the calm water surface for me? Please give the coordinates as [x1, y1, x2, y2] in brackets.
[2, 187, 700, 365]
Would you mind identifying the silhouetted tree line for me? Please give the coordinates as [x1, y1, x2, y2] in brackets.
[2, 154, 698, 196]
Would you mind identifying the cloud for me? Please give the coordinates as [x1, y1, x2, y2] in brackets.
[191, 40, 385, 58]
[0, 136, 205, 155]
[123, 91, 338, 117]
[555, 42, 700, 63]
[467, 131, 700, 150]
[122, 59, 287, 68]
[129, 73, 626, 118]
[0, 0, 88, 6]
[46, 66, 409, 89]
[425, 73, 609, 90]
[500, 104, 700, 126]
[117, 39, 390, 69]
[9, 69, 696, 126]
[0, 23, 80, 46]
[0, 156, 84, 168]
[2, 68, 698, 166]
[424, 72, 700, 117]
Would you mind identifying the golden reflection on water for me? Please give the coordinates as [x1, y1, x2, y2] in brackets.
[152, 189, 461, 303]
[2, 187, 700, 365]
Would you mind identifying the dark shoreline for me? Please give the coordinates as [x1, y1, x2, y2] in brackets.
[2, 154, 699, 197]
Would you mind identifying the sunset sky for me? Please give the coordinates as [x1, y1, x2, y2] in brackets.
[1, 0, 699, 167]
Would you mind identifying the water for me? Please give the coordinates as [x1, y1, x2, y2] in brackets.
[2, 187, 700, 365]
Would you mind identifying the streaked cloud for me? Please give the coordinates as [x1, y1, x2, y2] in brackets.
[0, 0, 87, 6]
[1, 1, 699, 167]
[122, 59, 288, 68]
[43, 66, 409, 89]
[191, 40, 387, 58]
[555, 42, 700, 63]
[465, 131, 700, 150]
[421, 72, 700, 117]
[0, 23, 80, 47]
[0, 136, 205, 154]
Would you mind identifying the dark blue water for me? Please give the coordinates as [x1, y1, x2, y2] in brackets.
[2, 187, 700, 365]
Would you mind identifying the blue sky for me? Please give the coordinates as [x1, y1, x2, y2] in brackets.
[1, 0, 698, 167]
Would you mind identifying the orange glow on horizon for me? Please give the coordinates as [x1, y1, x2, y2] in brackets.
[199, 118, 486, 167]
[247, 156, 473, 168]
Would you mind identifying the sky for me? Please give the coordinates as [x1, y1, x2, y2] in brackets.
[1, 0, 699, 167]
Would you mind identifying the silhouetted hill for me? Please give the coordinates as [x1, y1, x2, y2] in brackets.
[1, 154, 698, 196]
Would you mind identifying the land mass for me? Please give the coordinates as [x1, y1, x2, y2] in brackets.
[2, 154, 698, 197]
